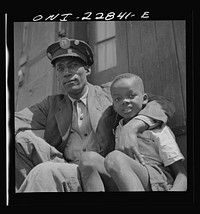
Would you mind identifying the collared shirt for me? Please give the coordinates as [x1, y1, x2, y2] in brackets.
[115, 118, 184, 167]
[64, 85, 95, 163]
[68, 85, 89, 130]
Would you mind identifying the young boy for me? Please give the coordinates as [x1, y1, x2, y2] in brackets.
[78, 73, 187, 191]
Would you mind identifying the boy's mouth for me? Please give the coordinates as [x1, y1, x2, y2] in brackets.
[122, 107, 132, 114]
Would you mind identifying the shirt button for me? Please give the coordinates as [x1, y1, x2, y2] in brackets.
[84, 133, 88, 137]
[83, 148, 86, 152]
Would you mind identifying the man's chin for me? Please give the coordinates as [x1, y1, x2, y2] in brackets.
[66, 86, 84, 96]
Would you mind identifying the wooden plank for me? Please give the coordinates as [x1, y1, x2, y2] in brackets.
[172, 21, 186, 112]
[127, 21, 186, 128]
[27, 56, 52, 84]
[73, 21, 88, 42]
[126, 21, 144, 78]
[17, 72, 53, 110]
[154, 21, 185, 128]
[14, 22, 24, 110]
[175, 134, 187, 170]
[27, 22, 56, 62]
[16, 22, 57, 110]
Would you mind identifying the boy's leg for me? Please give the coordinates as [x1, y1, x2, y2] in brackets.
[78, 151, 118, 191]
[105, 150, 151, 191]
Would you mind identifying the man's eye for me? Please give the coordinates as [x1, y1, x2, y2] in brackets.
[68, 63, 78, 69]
[56, 66, 64, 72]
[114, 98, 120, 102]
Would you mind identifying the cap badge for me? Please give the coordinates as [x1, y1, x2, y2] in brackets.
[74, 40, 79, 45]
[67, 49, 73, 54]
[59, 37, 70, 49]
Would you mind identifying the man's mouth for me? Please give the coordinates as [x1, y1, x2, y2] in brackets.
[65, 79, 79, 85]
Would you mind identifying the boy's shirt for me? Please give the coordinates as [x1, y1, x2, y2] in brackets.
[115, 118, 184, 167]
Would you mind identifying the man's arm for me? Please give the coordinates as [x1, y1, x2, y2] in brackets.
[129, 93, 175, 133]
[169, 160, 187, 191]
[15, 96, 49, 135]
[139, 93, 175, 123]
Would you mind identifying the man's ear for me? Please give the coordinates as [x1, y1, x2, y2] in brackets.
[85, 66, 91, 76]
[142, 93, 148, 105]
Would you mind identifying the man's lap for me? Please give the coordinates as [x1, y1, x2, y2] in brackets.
[18, 161, 82, 192]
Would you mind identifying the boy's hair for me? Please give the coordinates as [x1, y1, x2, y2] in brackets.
[110, 73, 145, 93]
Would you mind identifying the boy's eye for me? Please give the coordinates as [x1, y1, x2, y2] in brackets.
[129, 94, 136, 98]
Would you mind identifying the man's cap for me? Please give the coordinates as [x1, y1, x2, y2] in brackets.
[46, 37, 94, 66]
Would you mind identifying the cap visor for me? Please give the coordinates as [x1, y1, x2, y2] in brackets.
[51, 53, 86, 64]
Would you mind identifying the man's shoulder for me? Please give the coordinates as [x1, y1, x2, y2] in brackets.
[43, 94, 67, 107]
[47, 94, 65, 101]
[88, 82, 112, 99]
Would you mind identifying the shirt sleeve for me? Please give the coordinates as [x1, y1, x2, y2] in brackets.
[152, 126, 185, 166]
[134, 115, 162, 130]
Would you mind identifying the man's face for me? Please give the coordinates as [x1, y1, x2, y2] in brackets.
[55, 57, 90, 95]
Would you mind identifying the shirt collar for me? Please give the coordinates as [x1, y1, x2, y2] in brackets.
[118, 118, 124, 127]
[68, 85, 89, 106]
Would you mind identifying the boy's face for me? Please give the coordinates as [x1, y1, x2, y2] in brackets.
[111, 77, 148, 123]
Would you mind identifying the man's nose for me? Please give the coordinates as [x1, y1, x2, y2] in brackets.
[63, 67, 72, 77]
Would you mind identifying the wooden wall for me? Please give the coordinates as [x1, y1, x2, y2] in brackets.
[126, 21, 186, 128]
[14, 22, 57, 111]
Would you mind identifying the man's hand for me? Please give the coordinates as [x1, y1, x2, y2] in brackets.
[115, 118, 148, 166]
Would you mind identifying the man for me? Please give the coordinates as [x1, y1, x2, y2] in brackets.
[15, 37, 175, 192]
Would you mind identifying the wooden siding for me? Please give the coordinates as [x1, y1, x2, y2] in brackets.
[15, 22, 57, 111]
[126, 21, 186, 129]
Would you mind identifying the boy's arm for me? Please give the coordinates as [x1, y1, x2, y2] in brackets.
[169, 160, 187, 191]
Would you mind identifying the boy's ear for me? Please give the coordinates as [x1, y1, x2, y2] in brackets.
[112, 103, 116, 112]
[142, 93, 148, 105]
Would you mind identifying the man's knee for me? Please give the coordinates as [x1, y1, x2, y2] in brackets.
[104, 150, 126, 175]
[28, 162, 55, 178]
[19, 162, 81, 192]
[79, 151, 101, 170]
[30, 162, 77, 177]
